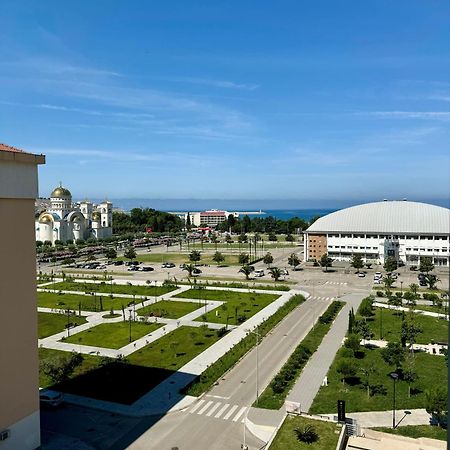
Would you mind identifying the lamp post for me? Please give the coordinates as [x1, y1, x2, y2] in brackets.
[255, 325, 260, 406]
[400, 281, 403, 294]
[154, 280, 157, 303]
[390, 372, 399, 429]
[128, 308, 132, 343]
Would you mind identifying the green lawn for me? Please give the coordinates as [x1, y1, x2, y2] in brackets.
[257, 302, 344, 409]
[174, 289, 279, 325]
[310, 348, 448, 414]
[40, 325, 224, 404]
[38, 312, 87, 339]
[138, 300, 200, 319]
[125, 252, 241, 266]
[270, 415, 343, 450]
[176, 279, 291, 290]
[38, 291, 136, 312]
[366, 308, 448, 344]
[63, 321, 162, 349]
[372, 425, 447, 441]
[47, 281, 176, 298]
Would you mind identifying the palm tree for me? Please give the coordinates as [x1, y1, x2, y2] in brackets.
[183, 263, 196, 277]
[269, 267, 282, 282]
[239, 264, 253, 280]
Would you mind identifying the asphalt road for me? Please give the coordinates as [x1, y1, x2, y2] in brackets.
[125, 294, 331, 450]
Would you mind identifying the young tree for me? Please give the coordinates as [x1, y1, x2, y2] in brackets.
[185, 212, 191, 230]
[189, 250, 201, 262]
[319, 253, 333, 272]
[383, 256, 398, 273]
[344, 333, 361, 355]
[350, 254, 364, 273]
[263, 252, 274, 267]
[124, 246, 136, 262]
[183, 263, 196, 277]
[401, 317, 422, 350]
[419, 256, 434, 274]
[40, 352, 84, 383]
[238, 253, 250, 264]
[360, 366, 377, 398]
[383, 274, 396, 290]
[212, 251, 225, 265]
[288, 253, 300, 270]
[425, 386, 448, 426]
[348, 308, 355, 334]
[105, 248, 117, 260]
[403, 355, 419, 398]
[381, 342, 405, 371]
[337, 358, 357, 386]
[359, 296, 374, 319]
[285, 234, 294, 242]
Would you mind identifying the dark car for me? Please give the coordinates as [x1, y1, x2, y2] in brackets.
[114, 260, 124, 266]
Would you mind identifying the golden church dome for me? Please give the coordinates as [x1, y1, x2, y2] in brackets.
[51, 185, 72, 198]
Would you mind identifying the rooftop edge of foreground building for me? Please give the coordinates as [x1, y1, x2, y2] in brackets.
[0, 143, 45, 450]
[304, 200, 450, 266]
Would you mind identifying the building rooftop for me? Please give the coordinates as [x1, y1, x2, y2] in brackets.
[306, 200, 450, 235]
[0, 143, 45, 164]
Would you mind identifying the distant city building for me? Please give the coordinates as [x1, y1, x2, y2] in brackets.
[304, 200, 450, 266]
[0, 143, 45, 449]
[35, 184, 112, 244]
[173, 209, 239, 228]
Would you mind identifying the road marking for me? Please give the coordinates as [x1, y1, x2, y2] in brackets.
[206, 402, 221, 417]
[207, 394, 230, 400]
[223, 405, 238, 420]
[232, 406, 247, 422]
[215, 403, 230, 418]
[189, 400, 205, 413]
[197, 400, 214, 415]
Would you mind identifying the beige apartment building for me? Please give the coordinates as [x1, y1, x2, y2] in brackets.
[0, 144, 45, 449]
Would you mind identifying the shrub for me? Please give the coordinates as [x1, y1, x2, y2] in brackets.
[395, 292, 403, 299]
[294, 425, 319, 444]
[376, 291, 384, 297]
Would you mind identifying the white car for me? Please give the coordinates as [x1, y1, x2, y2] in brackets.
[253, 269, 265, 277]
[39, 389, 64, 407]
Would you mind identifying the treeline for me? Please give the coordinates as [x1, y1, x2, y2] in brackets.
[215, 214, 319, 234]
[113, 208, 184, 234]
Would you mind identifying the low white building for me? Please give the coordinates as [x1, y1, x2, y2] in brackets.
[304, 200, 450, 266]
[35, 184, 112, 244]
[173, 209, 239, 227]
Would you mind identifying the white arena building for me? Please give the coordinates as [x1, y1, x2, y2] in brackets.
[35, 184, 112, 244]
[304, 200, 450, 267]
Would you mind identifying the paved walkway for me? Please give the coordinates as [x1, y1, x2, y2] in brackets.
[286, 292, 367, 412]
[374, 301, 448, 319]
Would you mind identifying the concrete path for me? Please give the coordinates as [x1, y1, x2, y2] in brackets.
[345, 408, 431, 428]
[374, 301, 448, 319]
[286, 292, 368, 412]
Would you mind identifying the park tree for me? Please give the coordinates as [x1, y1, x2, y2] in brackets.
[400, 316, 422, 349]
[383, 256, 398, 273]
[285, 234, 294, 242]
[185, 212, 191, 230]
[124, 246, 136, 262]
[263, 252, 274, 267]
[360, 366, 377, 398]
[350, 254, 364, 273]
[268, 233, 277, 242]
[40, 352, 84, 383]
[288, 253, 300, 270]
[359, 296, 374, 319]
[383, 274, 396, 290]
[425, 386, 448, 426]
[225, 234, 233, 244]
[242, 215, 251, 233]
[355, 320, 373, 344]
[269, 267, 282, 282]
[403, 355, 419, 398]
[105, 248, 117, 260]
[419, 257, 434, 274]
[238, 253, 250, 265]
[227, 214, 236, 231]
[381, 342, 405, 370]
[344, 333, 361, 355]
[348, 308, 355, 334]
[189, 250, 201, 262]
[238, 233, 247, 244]
[212, 251, 225, 265]
[337, 358, 357, 386]
[319, 253, 333, 272]
[240, 264, 253, 280]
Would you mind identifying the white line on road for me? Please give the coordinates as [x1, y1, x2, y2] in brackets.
[223, 405, 238, 420]
[232, 406, 247, 422]
[207, 394, 230, 400]
[189, 400, 205, 414]
[215, 403, 230, 418]
[206, 402, 221, 417]
[197, 400, 214, 415]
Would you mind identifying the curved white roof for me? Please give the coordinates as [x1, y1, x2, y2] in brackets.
[306, 201, 450, 235]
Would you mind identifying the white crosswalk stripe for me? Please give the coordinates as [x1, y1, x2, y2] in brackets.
[188, 400, 248, 422]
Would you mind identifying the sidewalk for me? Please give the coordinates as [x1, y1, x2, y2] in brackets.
[286, 292, 367, 412]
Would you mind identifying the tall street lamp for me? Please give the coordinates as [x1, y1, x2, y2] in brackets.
[128, 308, 133, 343]
[390, 372, 399, 429]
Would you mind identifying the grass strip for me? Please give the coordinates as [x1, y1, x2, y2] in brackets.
[256, 301, 344, 409]
[183, 294, 305, 396]
[371, 425, 447, 441]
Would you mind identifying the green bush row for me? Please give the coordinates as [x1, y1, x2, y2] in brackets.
[183, 294, 305, 396]
[318, 301, 343, 324]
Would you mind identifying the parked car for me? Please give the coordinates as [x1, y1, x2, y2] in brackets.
[280, 269, 289, 276]
[419, 280, 428, 287]
[254, 269, 265, 278]
[192, 268, 202, 274]
[114, 260, 124, 266]
[139, 266, 154, 272]
[39, 389, 64, 407]
[358, 272, 366, 278]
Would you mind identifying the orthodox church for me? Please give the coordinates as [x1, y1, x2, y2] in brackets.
[35, 184, 113, 244]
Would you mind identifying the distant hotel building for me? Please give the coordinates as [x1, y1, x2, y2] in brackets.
[304, 200, 450, 266]
[0, 143, 45, 449]
[35, 184, 113, 244]
[173, 210, 239, 228]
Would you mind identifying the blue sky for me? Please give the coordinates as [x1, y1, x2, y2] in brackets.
[1, 0, 449, 207]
